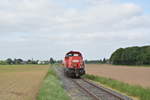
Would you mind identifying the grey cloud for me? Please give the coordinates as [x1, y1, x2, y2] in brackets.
[0, 0, 149, 60]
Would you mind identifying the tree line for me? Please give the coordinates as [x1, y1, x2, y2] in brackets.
[110, 46, 150, 65]
[4, 45, 149, 66]
[85, 58, 109, 64]
[0, 58, 40, 65]
[0, 57, 59, 65]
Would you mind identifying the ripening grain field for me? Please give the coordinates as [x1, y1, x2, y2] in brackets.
[0, 65, 49, 100]
[86, 64, 150, 88]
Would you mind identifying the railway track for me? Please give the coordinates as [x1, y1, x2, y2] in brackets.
[54, 66, 132, 100]
[72, 78, 132, 100]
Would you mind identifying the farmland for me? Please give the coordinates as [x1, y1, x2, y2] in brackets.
[0, 65, 49, 100]
[86, 64, 150, 88]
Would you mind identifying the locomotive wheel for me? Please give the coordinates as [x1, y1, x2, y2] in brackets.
[75, 73, 79, 77]
[75, 73, 80, 78]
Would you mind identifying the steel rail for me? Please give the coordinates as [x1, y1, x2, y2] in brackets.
[71, 79, 101, 100]
[81, 78, 124, 100]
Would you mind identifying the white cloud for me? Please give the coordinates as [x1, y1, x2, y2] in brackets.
[0, 0, 149, 60]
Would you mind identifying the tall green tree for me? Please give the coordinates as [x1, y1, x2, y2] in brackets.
[110, 46, 150, 65]
[6, 58, 13, 64]
[50, 57, 55, 64]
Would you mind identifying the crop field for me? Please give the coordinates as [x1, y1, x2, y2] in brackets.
[0, 65, 49, 100]
[86, 64, 150, 88]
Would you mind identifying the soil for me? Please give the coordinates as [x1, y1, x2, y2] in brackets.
[0, 65, 49, 100]
[86, 64, 150, 88]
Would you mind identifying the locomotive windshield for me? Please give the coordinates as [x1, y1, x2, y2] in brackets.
[65, 51, 82, 58]
[73, 54, 79, 56]
[66, 53, 80, 57]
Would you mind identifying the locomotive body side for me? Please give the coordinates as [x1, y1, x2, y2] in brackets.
[64, 51, 85, 78]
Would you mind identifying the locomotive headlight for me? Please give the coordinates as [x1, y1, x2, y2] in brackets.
[72, 60, 80, 63]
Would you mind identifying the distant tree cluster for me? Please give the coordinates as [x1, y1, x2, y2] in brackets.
[110, 46, 150, 65]
[0, 58, 39, 65]
[49, 57, 62, 64]
[85, 58, 109, 64]
[0, 57, 62, 65]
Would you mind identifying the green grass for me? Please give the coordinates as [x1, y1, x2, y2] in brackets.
[37, 66, 70, 100]
[83, 74, 150, 100]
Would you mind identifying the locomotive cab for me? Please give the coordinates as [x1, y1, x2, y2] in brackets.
[64, 51, 85, 78]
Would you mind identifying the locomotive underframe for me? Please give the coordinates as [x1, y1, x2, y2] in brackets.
[64, 68, 85, 78]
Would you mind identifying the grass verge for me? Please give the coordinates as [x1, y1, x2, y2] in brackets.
[37, 66, 70, 100]
[113, 64, 150, 67]
[83, 74, 150, 100]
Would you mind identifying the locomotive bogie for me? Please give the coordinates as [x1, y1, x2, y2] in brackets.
[64, 68, 85, 78]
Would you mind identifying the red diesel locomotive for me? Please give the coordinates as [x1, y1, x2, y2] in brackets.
[63, 51, 85, 78]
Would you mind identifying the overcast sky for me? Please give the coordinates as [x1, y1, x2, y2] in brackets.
[0, 0, 150, 60]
